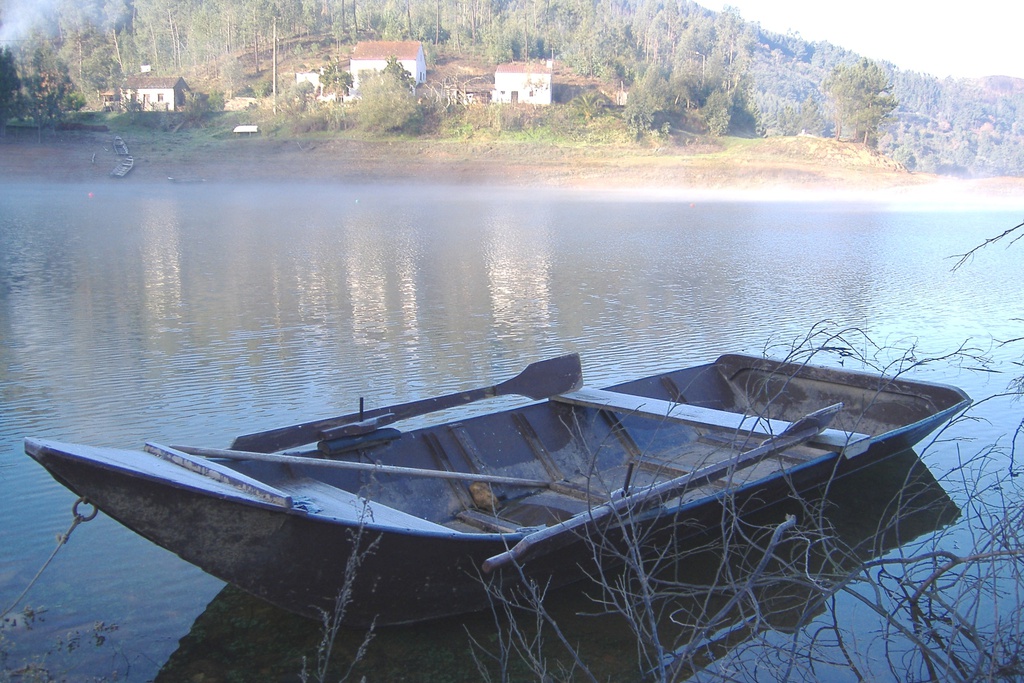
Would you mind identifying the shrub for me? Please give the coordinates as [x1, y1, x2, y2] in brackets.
[356, 72, 421, 134]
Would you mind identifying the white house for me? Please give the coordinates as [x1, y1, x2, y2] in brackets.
[492, 62, 552, 105]
[122, 76, 190, 111]
[295, 71, 324, 98]
[348, 41, 426, 93]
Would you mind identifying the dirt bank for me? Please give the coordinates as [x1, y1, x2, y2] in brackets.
[2, 131, 1022, 203]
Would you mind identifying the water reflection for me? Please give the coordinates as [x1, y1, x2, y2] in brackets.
[140, 197, 184, 334]
[154, 451, 958, 682]
[484, 206, 554, 343]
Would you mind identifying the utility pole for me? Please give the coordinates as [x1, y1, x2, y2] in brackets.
[273, 17, 278, 115]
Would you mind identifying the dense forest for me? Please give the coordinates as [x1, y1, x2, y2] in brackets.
[1, 0, 1023, 176]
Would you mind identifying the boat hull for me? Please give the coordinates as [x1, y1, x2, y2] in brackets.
[24, 353, 971, 626]
[24, 434, 953, 626]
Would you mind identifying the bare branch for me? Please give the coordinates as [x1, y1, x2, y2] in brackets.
[950, 220, 1024, 272]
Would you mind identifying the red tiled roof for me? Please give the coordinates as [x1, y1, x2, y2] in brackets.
[351, 41, 422, 61]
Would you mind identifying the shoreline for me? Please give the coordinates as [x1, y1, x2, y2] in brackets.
[3, 133, 1023, 206]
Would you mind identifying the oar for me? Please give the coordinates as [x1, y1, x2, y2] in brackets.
[481, 402, 843, 573]
[167, 444, 553, 488]
[230, 353, 583, 454]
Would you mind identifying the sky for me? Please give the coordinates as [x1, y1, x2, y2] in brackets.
[699, 1, 1023, 79]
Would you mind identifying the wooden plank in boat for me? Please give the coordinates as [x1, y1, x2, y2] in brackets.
[549, 480, 607, 502]
[554, 388, 871, 457]
[144, 442, 293, 508]
[456, 509, 520, 533]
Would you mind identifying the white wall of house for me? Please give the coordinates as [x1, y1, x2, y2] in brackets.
[295, 72, 322, 94]
[134, 87, 178, 110]
[296, 70, 345, 101]
[492, 64, 552, 105]
[349, 42, 426, 94]
[123, 77, 189, 111]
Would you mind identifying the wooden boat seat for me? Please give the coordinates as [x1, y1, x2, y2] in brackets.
[554, 388, 871, 457]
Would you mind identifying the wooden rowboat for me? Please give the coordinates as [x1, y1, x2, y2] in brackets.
[109, 155, 134, 177]
[24, 352, 970, 626]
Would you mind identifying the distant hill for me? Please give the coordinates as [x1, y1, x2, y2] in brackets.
[746, 24, 1024, 177]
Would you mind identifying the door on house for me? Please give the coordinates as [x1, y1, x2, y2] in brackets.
[511, 91, 519, 104]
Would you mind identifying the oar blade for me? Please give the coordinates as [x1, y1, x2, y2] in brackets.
[497, 353, 583, 400]
[230, 353, 583, 453]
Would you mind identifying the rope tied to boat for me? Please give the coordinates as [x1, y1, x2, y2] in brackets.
[71, 496, 99, 525]
[0, 496, 98, 620]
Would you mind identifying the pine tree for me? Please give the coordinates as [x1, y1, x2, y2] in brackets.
[0, 47, 20, 137]
[826, 58, 897, 148]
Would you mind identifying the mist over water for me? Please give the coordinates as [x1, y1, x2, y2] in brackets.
[2, 182, 1022, 679]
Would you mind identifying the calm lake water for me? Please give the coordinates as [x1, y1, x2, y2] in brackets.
[1, 181, 1022, 681]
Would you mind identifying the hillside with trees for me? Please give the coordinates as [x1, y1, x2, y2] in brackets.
[749, 27, 1024, 176]
[1, 0, 1022, 177]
